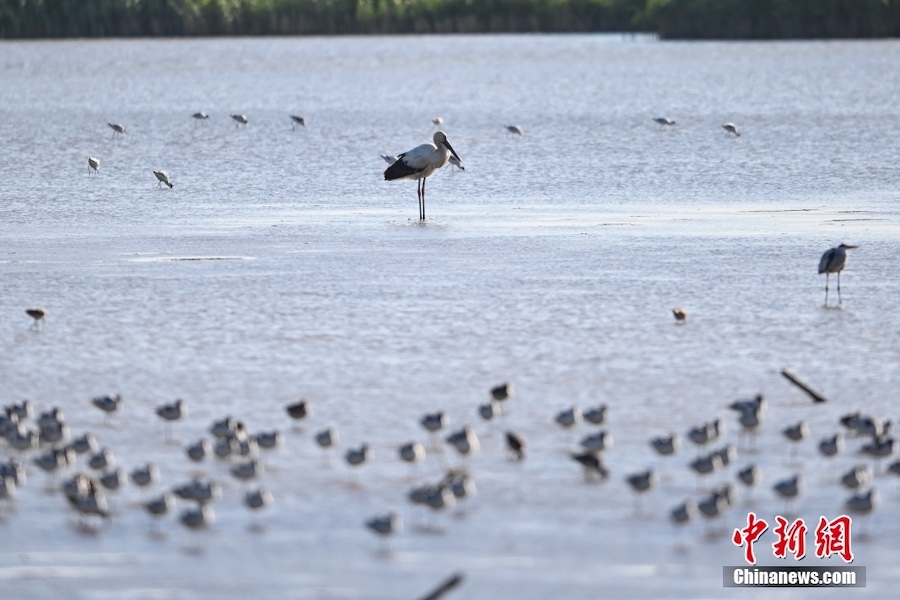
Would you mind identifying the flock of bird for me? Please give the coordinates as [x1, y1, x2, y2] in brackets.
[2, 364, 896, 544]
[84, 114, 532, 222]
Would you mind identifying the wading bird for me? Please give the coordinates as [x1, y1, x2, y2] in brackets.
[108, 123, 126, 138]
[383, 131, 461, 221]
[290, 115, 306, 129]
[504, 125, 523, 136]
[672, 307, 688, 323]
[153, 170, 173, 188]
[192, 112, 209, 124]
[231, 114, 249, 127]
[88, 157, 99, 175]
[26, 307, 47, 330]
[654, 117, 676, 128]
[819, 243, 858, 306]
[722, 122, 740, 136]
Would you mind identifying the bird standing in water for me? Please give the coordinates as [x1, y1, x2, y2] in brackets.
[819, 243, 858, 306]
[384, 131, 461, 221]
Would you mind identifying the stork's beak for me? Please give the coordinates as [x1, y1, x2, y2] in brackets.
[444, 140, 461, 164]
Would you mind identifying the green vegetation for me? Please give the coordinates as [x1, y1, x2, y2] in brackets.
[1, 0, 899, 38]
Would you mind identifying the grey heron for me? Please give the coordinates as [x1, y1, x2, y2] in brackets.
[819, 243, 858, 306]
[383, 131, 461, 221]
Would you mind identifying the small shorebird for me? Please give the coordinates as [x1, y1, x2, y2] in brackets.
[26, 307, 47, 330]
[448, 155, 465, 171]
[285, 400, 310, 427]
[231, 459, 262, 482]
[254, 430, 283, 451]
[69, 432, 98, 455]
[108, 123, 126, 138]
[180, 504, 214, 530]
[345, 444, 371, 467]
[383, 131, 461, 221]
[290, 115, 306, 129]
[860, 436, 896, 460]
[672, 307, 688, 323]
[888, 459, 900, 476]
[315, 427, 339, 450]
[445, 427, 480, 456]
[689, 452, 722, 478]
[478, 401, 500, 421]
[654, 117, 676, 128]
[571, 451, 608, 481]
[737, 464, 761, 494]
[88, 448, 115, 471]
[431, 117, 443, 128]
[186, 439, 211, 463]
[670, 499, 696, 526]
[651, 433, 680, 456]
[88, 157, 99, 175]
[818, 433, 844, 458]
[99, 468, 126, 491]
[504, 125, 524, 136]
[505, 431, 526, 461]
[398, 441, 426, 466]
[192, 112, 209, 124]
[722, 122, 740, 136]
[156, 399, 186, 440]
[782, 421, 809, 459]
[555, 406, 582, 428]
[144, 492, 173, 524]
[153, 170, 173, 188]
[210, 416, 237, 439]
[687, 421, 718, 447]
[840, 465, 871, 490]
[583, 405, 608, 425]
[773, 475, 803, 509]
[819, 243, 859, 306]
[245, 487, 273, 511]
[92, 394, 123, 421]
[130, 463, 159, 488]
[6, 399, 33, 420]
[231, 114, 249, 127]
[421, 412, 448, 433]
[173, 478, 221, 504]
[366, 511, 401, 538]
[491, 382, 513, 401]
[580, 431, 613, 453]
[625, 469, 658, 511]
[844, 488, 878, 518]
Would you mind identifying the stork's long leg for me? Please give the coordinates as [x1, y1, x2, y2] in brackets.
[837, 272, 842, 305]
[421, 177, 427, 220]
[824, 273, 830, 306]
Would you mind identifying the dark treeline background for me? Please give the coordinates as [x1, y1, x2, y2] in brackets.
[2, 0, 899, 39]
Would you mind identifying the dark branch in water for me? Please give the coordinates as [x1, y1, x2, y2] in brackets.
[781, 369, 828, 404]
[417, 572, 464, 600]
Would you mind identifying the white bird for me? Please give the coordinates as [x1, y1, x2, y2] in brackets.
[448, 155, 465, 171]
[381, 154, 398, 165]
[153, 170, 173, 189]
[431, 116, 443, 128]
[384, 131, 461, 221]
[819, 243, 858, 306]
[504, 125, 523, 136]
[108, 123, 126, 138]
[722, 122, 740, 136]
[231, 114, 249, 127]
[290, 115, 306, 129]
[88, 157, 99, 175]
[653, 117, 676, 127]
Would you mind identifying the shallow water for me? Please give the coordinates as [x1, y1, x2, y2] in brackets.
[1, 35, 899, 599]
